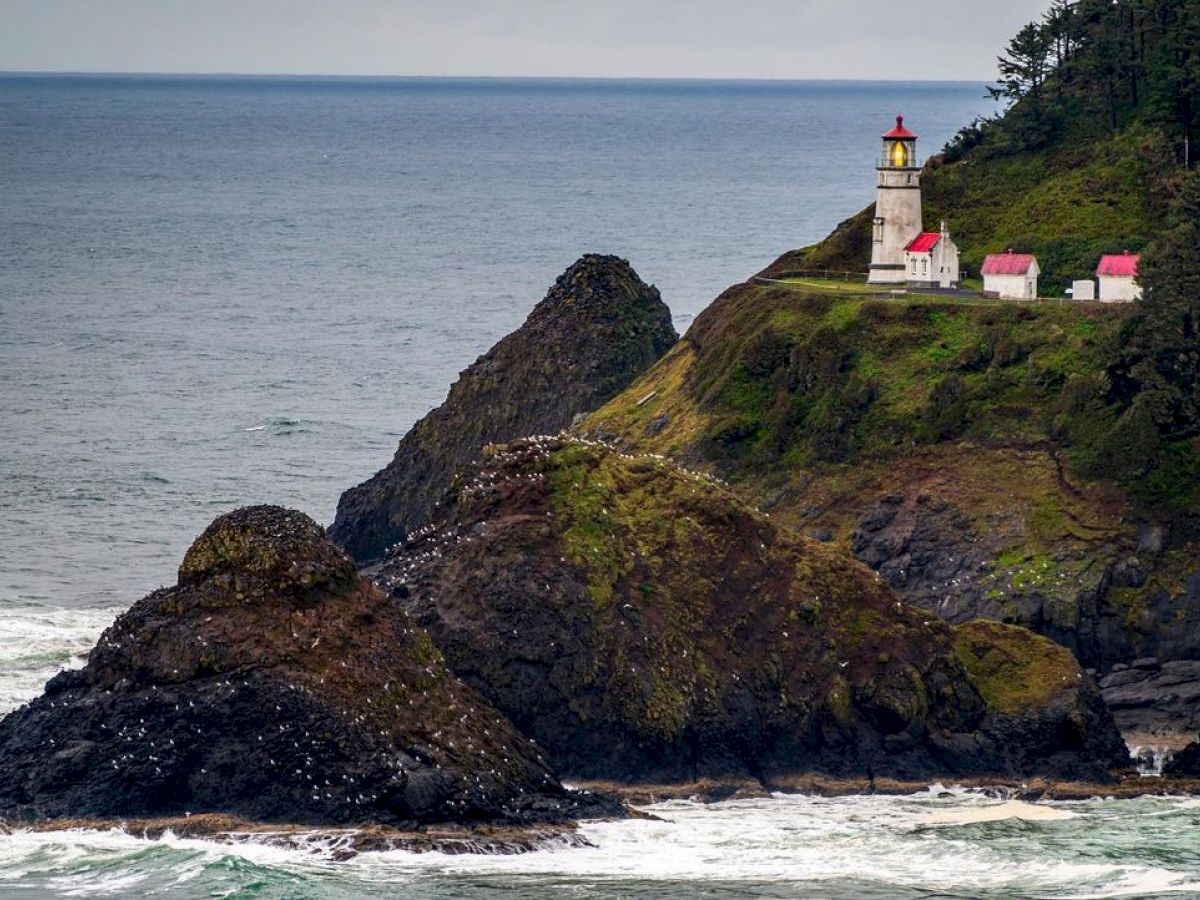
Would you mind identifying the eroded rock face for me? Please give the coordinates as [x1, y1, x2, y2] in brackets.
[377, 438, 1128, 786]
[577, 281, 1200, 702]
[1101, 660, 1200, 743]
[0, 506, 616, 827]
[330, 255, 677, 562]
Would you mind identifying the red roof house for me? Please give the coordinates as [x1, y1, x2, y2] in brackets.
[981, 250, 1040, 300]
[1097, 251, 1140, 278]
[901, 223, 960, 289]
[1096, 251, 1142, 301]
[905, 232, 942, 254]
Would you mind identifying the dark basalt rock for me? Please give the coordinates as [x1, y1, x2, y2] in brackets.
[377, 437, 1128, 787]
[1164, 738, 1200, 777]
[0, 506, 621, 828]
[330, 255, 677, 563]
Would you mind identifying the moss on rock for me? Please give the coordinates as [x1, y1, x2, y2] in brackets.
[380, 437, 1127, 785]
[952, 620, 1081, 716]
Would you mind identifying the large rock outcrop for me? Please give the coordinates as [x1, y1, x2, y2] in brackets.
[330, 255, 677, 562]
[377, 437, 1128, 786]
[578, 281, 1200, 732]
[0, 506, 618, 828]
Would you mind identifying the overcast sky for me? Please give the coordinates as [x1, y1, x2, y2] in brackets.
[1, 0, 1051, 81]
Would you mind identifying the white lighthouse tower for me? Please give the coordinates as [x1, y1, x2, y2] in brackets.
[868, 115, 924, 285]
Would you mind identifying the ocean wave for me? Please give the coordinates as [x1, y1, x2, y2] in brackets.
[0, 768, 1199, 896]
[0, 603, 119, 715]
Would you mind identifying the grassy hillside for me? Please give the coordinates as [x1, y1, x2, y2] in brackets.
[582, 282, 1200, 668]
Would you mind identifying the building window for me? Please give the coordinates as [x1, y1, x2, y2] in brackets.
[873, 217, 884, 244]
[911, 258, 917, 274]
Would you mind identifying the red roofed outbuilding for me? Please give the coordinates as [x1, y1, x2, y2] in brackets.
[1096, 251, 1142, 302]
[981, 250, 1040, 300]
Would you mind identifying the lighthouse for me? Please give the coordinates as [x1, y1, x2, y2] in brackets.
[868, 115, 924, 285]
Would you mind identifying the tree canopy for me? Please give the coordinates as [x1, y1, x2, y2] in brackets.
[965, 0, 1200, 167]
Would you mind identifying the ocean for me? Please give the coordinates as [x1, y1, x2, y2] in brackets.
[6, 75, 1192, 898]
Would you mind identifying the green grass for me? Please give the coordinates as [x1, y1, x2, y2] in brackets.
[667, 285, 1138, 475]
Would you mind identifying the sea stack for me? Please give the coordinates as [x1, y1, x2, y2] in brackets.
[378, 436, 1129, 786]
[0, 506, 617, 828]
[329, 254, 677, 562]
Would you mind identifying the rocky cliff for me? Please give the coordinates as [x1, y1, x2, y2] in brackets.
[330, 255, 677, 562]
[578, 280, 1200, 744]
[0, 506, 620, 828]
[376, 437, 1128, 786]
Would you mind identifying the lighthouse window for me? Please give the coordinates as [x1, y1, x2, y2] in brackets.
[891, 141, 908, 167]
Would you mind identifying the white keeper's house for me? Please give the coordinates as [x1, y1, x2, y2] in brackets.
[982, 251, 1040, 300]
[868, 115, 961, 288]
[1097, 251, 1143, 302]
[903, 221, 960, 289]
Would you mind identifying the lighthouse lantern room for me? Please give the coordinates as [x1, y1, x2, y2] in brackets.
[868, 115, 924, 285]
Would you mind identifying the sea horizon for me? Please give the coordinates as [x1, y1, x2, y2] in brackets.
[0, 70, 988, 87]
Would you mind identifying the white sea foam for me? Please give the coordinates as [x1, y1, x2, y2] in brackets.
[0, 772, 1199, 896]
[333, 792, 1200, 897]
[0, 603, 119, 714]
[917, 798, 1077, 825]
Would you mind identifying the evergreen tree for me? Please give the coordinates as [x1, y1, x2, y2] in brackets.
[990, 22, 1054, 105]
[1122, 173, 1200, 436]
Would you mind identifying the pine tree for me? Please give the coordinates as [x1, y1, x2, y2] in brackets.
[1124, 173, 1200, 435]
[990, 22, 1053, 105]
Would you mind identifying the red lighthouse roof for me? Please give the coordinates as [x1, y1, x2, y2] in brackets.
[882, 115, 917, 140]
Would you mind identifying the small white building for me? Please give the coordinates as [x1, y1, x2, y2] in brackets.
[1097, 251, 1142, 302]
[904, 221, 960, 289]
[982, 251, 1040, 300]
[1071, 280, 1096, 301]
